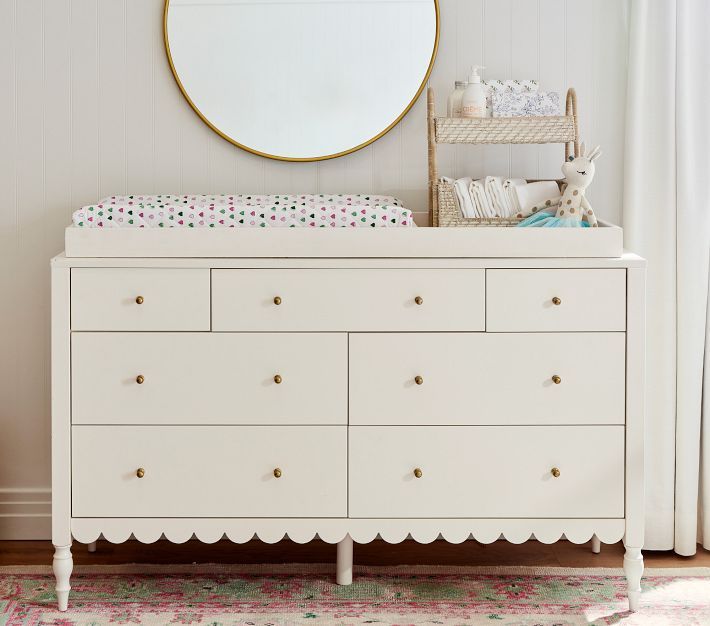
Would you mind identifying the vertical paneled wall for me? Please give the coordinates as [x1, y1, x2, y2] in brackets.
[0, 0, 628, 538]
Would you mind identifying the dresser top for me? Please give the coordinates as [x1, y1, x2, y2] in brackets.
[52, 252, 645, 269]
[62, 222, 629, 260]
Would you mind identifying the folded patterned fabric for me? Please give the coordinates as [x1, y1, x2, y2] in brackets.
[484, 79, 539, 94]
[72, 194, 415, 228]
[492, 91, 560, 117]
[483, 79, 538, 116]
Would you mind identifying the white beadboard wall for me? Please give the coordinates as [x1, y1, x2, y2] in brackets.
[0, 0, 628, 539]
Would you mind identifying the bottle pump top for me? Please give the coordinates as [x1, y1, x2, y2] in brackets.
[468, 65, 484, 84]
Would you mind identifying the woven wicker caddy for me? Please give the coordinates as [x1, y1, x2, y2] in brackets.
[427, 87, 580, 227]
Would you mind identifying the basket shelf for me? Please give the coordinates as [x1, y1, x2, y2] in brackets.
[436, 180, 519, 227]
[427, 87, 580, 227]
[435, 115, 575, 145]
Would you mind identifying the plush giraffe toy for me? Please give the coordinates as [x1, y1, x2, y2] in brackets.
[515, 143, 602, 227]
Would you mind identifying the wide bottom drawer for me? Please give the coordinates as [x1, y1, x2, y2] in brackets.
[349, 426, 624, 518]
[72, 426, 347, 518]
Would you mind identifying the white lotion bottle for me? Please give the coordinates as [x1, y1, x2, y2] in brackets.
[447, 81, 467, 117]
[461, 66, 486, 118]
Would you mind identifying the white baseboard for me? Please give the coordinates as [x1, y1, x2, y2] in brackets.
[0, 488, 51, 540]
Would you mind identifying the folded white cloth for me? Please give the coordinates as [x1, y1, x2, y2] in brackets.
[441, 177, 477, 218]
[470, 179, 496, 218]
[514, 181, 561, 214]
[453, 177, 477, 218]
[484, 176, 509, 217]
[504, 178, 527, 215]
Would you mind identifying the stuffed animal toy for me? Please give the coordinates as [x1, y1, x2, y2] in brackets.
[515, 143, 601, 227]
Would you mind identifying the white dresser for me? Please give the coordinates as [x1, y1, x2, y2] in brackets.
[51, 231, 646, 612]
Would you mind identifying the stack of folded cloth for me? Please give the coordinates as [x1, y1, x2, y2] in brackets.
[441, 177, 561, 219]
[441, 176, 526, 218]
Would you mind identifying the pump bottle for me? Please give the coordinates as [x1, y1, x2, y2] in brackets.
[461, 66, 486, 118]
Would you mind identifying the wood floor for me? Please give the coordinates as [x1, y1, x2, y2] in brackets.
[1, 539, 709, 568]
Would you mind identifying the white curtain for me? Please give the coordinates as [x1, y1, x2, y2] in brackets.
[623, 0, 710, 554]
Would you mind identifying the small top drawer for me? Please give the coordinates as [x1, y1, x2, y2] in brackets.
[486, 269, 626, 332]
[212, 269, 485, 331]
[71, 268, 210, 331]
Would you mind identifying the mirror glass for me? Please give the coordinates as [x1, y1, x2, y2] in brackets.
[165, 0, 438, 161]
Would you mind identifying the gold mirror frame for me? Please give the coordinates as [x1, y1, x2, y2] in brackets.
[163, 0, 439, 162]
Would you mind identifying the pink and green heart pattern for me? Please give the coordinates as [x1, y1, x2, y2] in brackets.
[72, 194, 415, 229]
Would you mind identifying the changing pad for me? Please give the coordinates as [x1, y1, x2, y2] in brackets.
[72, 194, 415, 228]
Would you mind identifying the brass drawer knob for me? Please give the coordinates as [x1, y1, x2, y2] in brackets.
[414, 376, 424, 385]
[552, 296, 562, 306]
[136, 468, 145, 479]
[135, 296, 144, 305]
[273, 296, 282, 305]
[135, 375, 145, 385]
[551, 467, 561, 478]
[273, 468, 282, 478]
[551, 375, 562, 385]
[414, 296, 424, 305]
[413, 468, 423, 479]
[273, 374, 282, 384]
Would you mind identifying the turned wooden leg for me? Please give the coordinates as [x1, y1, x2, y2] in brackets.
[623, 545, 643, 612]
[591, 535, 601, 554]
[87, 541, 97, 553]
[53, 543, 73, 611]
[336, 534, 353, 585]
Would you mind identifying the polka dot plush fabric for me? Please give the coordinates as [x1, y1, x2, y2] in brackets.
[71, 194, 416, 228]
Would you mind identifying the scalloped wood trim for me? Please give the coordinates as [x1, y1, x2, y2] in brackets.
[71, 518, 625, 546]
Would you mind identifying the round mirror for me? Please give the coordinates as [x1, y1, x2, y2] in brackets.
[164, 0, 439, 162]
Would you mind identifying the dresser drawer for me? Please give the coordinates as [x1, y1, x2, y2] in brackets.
[349, 426, 624, 518]
[350, 333, 625, 425]
[486, 269, 626, 331]
[71, 268, 210, 331]
[212, 269, 485, 331]
[72, 426, 346, 517]
[72, 333, 346, 425]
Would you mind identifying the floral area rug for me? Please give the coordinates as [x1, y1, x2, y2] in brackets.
[1, 564, 709, 625]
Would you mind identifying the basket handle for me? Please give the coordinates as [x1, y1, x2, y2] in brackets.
[565, 88, 580, 160]
[427, 87, 438, 226]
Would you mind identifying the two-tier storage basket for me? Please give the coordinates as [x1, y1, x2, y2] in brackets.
[428, 87, 580, 227]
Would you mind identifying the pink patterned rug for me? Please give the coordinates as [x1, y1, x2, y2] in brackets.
[1, 564, 709, 625]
